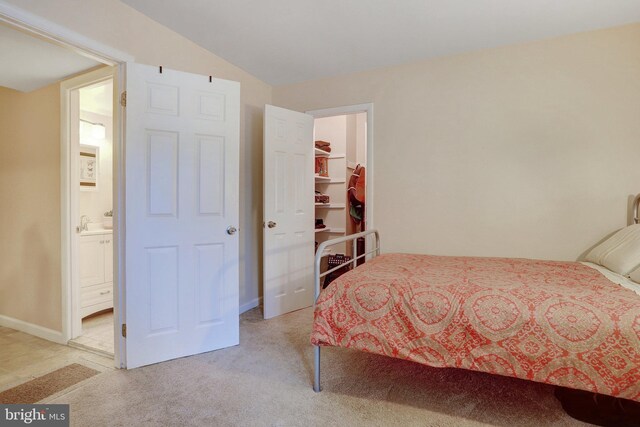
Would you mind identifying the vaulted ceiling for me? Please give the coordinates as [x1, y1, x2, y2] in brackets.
[121, 0, 640, 85]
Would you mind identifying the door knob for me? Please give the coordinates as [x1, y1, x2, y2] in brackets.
[267, 221, 276, 229]
[227, 226, 238, 235]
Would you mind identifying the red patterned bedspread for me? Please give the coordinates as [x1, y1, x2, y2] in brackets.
[311, 254, 640, 401]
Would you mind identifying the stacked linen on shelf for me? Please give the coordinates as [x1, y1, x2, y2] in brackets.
[315, 190, 330, 204]
[315, 140, 331, 152]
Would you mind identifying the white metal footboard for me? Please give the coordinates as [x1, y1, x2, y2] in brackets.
[313, 229, 380, 392]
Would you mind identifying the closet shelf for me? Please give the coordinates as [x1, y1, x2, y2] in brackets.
[314, 248, 337, 257]
[314, 148, 330, 157]
[320, 249, 336, 257]
[314, 149, 345, 159]
[315, 227, 345, 234]
[315, 177, 345, 184]
[315, 203, 346, 209]
[327, 228, 346, 234]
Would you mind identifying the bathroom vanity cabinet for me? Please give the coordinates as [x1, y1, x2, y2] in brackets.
[79, 230, 113, 317]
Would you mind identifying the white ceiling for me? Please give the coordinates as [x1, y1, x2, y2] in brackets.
[0, 23, 101, 93]
[121, 0, 640, 85]
[80, 80, 113, 116]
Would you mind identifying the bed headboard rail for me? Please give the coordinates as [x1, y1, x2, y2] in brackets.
[314, 229, 380, 306]
[634, 194, 640, 224]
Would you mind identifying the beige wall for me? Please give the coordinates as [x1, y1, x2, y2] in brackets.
[0, 84, 62, 331]
[4, 2, 640, 332]
[79, 111, 113, 224]
[274, 24, 640, 261]
[6, 0, 274, 314]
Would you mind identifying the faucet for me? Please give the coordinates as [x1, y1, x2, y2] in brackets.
[80, 215, 90, 232]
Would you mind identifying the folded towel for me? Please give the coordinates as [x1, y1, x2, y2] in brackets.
[315, 140, 331, 152]
[315, 190, 330, 204]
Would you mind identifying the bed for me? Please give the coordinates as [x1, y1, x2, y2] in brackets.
[311, 195, 640, 403]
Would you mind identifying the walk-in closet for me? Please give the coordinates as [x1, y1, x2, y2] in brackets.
[313, 113, 367, 282]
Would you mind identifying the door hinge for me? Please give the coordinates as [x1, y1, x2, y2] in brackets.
[120, 91, 127, 107]
[121, 323, 127, 338]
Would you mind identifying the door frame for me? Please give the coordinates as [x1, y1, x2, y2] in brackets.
[60, 67, 115, 342]
[306, 103, 374, 235]
[0, 1, 133, 368]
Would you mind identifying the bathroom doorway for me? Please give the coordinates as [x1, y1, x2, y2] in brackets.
[65, 69, 116, 358]
[0, 11, 125, 385]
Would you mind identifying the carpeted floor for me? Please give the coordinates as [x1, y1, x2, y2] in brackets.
[48, 307, 589, 426]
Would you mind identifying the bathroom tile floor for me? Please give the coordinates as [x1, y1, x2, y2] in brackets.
[68, 311, 114, 357]
[0, 326, 113, 394]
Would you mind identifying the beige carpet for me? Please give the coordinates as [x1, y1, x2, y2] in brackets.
[0, 363, 98, 404]
[48, 308, 588, 426]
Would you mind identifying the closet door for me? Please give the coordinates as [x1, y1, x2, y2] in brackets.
[124, 63, 240, 368]
[263, 105, 314, 319]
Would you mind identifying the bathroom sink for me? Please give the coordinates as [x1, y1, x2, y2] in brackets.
[80, 222, 113, 236]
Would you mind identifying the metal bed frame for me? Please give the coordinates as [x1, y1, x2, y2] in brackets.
[311, 194, 639, 392]
[313, 229, 380, 392]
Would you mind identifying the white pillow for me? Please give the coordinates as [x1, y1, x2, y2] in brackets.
[630, 267, 640, 284]
[585, 224, 640, 276]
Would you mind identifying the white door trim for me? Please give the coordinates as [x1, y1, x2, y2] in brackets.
[305, 103, 374, 232]
[60, 67, 114, 340]
[0, 1, 132, 65]
[0, 1, 132, 368]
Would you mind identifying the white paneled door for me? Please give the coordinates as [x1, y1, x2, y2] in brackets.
[263, 105, 314, 319]
[125, 63, 240, 368]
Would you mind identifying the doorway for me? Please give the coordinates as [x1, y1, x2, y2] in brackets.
[66, 75, 116, 358]
[313, 112, 368, 258]
[262, 103, 373, 319]
[0, 18, 123, 387]
[308, 103, 374, 249]
[0, 11, 127, 374]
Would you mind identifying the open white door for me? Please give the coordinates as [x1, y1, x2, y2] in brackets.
[263, 105, 314, 319]
[124, 63, 240, 368]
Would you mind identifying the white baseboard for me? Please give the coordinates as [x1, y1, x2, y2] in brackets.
[239, 297, 262, 314]
[0, 314, 66, 344]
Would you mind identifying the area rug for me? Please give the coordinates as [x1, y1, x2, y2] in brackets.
[0, 363, 99, 404]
